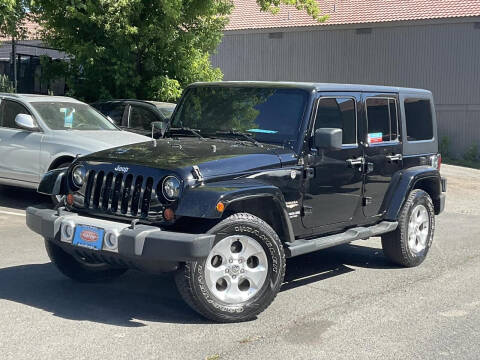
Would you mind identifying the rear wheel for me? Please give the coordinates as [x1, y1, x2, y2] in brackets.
[45, 240, 127, 282]
[381, 189, 435, 267]
[175, 213, 286, 323]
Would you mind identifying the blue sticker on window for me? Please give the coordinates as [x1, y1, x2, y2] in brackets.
[247, 128, 278, 134]
[60, 108, 75, 128]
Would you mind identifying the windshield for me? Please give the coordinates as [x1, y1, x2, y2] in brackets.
[31, 102, 118, 131]
[170, 86, 309, 147]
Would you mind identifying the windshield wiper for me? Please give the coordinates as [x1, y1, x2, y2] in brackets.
[215, 130, 263, 147]
[167, 127, 206, 141]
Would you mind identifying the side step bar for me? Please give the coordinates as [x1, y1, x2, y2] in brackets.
[286, 221, 398, 258]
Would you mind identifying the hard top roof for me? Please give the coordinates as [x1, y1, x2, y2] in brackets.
[190, 81, 432, 95]
[92, 99, 176, 107]
[0, 93, 84, 104]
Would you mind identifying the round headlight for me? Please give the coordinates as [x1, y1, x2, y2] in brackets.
[162, 176, 181, 201]
[72, 165, 86, 187]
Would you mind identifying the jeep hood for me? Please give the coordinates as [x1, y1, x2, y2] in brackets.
[80, 138, 295, 178]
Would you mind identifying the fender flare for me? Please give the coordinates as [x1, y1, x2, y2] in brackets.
[383, 166, 442, 220]
[37, 167, 68, 195]
[175, 180, 295, 243]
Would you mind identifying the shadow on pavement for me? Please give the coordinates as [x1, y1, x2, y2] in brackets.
[0, 242, 396, 326]
[282, 243, 396, 292]
[0, 185, 51, 210]
[0, 263, 206, 326]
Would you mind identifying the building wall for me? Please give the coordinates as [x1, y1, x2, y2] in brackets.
[211, 21, 480, 157]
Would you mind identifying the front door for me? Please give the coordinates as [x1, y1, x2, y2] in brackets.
[0, 99, 43, 184]
[302, 94, 364, 229]
[362, 94, 403, 218]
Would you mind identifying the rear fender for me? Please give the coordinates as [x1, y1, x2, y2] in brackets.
[384, 166, 442, 220]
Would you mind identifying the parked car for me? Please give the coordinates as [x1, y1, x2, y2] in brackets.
[0, 93, 149, 204]
[27, 82, 446, 322]
[91, 99, 176, 136]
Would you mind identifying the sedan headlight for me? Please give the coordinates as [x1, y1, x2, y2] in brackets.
[162, 176, 181, 201]
[72, 165, 86, 187]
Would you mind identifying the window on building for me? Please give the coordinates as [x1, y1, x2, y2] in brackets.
[366, 98, 398, 143]
[0, 100, 31, 129]
[315, 97, 357, 145]
[404, 99, 434, 141]
[129, 105, 158, 130]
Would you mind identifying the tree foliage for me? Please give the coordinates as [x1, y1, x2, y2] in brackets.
[257, 0, 329, 21]
[30, 0, 325, 102]
[0, 0, 31, 40]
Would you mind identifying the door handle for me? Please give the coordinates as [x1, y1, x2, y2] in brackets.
[386, 154, 402, 162]
[346, 157, 364, 166]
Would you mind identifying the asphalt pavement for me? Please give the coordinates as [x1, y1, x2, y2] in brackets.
[0, 163, 479, 360]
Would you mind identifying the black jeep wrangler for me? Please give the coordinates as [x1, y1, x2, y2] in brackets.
[26, 82, 446, 322]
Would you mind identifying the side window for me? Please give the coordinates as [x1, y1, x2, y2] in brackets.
[366, 98, 398, 143]
[102, 102, 125, 125]
[404, 99, 433, 141]
[315, 97, 357, 145]
[129, 106, 158, 130]
[1, 100, 31, 129]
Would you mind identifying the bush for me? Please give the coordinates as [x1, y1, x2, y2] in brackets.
[439, 136, 450, 159]
[0, 74, 14, 93]
[463, 144, 479, 162]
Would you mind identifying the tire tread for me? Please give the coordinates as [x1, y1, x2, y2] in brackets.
[174, 212, 286, 323]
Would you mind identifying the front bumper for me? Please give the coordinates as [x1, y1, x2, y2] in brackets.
[26, 207, 215, 272]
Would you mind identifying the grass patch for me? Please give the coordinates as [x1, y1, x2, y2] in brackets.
[205, 355, 220, 360]
[443, 158, 480, 170]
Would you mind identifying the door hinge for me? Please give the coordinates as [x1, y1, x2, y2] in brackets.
[362, 197, 373, 206]
[304, 167, 314, 179]
[302, 206, 313, 216]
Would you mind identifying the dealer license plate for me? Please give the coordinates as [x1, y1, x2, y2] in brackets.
[72, 225, 105, 251]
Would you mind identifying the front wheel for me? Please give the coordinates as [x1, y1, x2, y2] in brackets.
[45, 240, 128, 282]
[175, 213, 286, 323]
[381, 189, 435, 267]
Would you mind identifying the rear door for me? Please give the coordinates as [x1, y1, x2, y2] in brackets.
[362, 94, 403, 218]
[0, 99, 43, 183]
[302, 93, 364, 229]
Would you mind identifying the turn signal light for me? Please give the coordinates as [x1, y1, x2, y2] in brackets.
[66, 193, 74, 206]
[430, 154, 442, 171]
[216, 202, 225, 213]
[163, 208, 175, 222]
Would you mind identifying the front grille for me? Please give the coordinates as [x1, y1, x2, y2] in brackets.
[84, 170, 155, 218]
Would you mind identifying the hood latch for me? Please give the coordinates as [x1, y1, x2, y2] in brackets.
[192, 165, 204, 182]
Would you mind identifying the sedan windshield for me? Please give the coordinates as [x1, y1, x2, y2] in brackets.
[31, 102, 118, 131]
[170, 86, 309, 147]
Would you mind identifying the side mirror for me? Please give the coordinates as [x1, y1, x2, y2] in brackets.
[151, 121, 166, 138]
[314, 128, 343, 151]
[15, 114, 38, 131]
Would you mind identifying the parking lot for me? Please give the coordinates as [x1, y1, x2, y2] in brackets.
[0, 164, 479, 360]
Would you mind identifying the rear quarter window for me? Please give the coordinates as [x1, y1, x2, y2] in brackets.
[404, 99, 434, 141]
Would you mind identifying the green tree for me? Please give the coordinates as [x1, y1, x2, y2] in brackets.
[0, 0, 31, 41]
[32, 0, 326, 102]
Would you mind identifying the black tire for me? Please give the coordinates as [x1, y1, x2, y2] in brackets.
[381, 189, 435, 267]
[50, 161, 71, 207]
[45, 240, 127, 283]
[174, 213, 286, 323]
